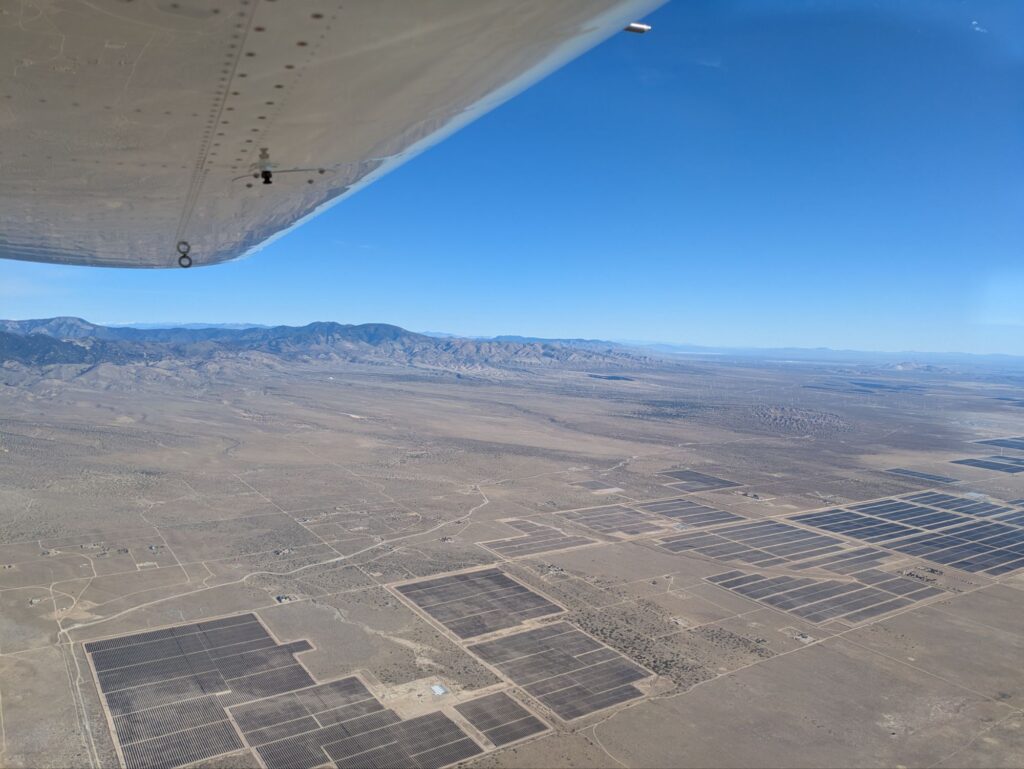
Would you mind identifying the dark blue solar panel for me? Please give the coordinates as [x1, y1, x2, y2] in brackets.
[899, 512, 963, 529]
[993, 511, 1024, 526]
[986, 557, 1024, 575]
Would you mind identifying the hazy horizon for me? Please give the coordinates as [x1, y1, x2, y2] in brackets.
[5, 314, 1024, 360]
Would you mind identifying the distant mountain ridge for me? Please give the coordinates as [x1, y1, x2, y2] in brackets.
[0, 317, 656, 372]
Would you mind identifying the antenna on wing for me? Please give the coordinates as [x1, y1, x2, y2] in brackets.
[258, 148, 273, 184]
[176, 241, 192, 268]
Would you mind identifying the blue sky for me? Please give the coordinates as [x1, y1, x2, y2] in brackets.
[2, 0, 1023, 354]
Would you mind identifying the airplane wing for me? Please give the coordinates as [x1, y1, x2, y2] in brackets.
[0, 0, 662, 268]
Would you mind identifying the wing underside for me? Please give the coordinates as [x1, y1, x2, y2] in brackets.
[0, 0, 661, 268]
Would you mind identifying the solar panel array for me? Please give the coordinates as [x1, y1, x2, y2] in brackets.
[952, 455, 1024, 474]
[656, 520, 853, 568]
[636, 497, 745, 527]
[120, 721, 242, 769]
[886, 468, 957, 484]
[88, 617, 494, 769]
[903, 492, 1019, 517]
[468, 622, 648, 720]
[707, 568, 942, 625]
[231, 678, 481, 769]
[480, 520, 596, 558]
[658, 469, 740, 492]
[558, 505, 665, 536]
[977, 436, 1024, 451]
[454, 691, 548, 747]
[85, 615, 314, 769]
[324, 714, 482, 769]
[395, 568, 562, 639]
[792, 494, 1024, 576]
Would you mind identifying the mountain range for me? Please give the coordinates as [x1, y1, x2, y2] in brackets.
[0, 317, 656, 372]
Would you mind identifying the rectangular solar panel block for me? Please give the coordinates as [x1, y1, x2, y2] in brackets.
[256, 738, 327, 769]
[729, 550, 773, 565]
[112, 695, 225, 745]
[569, 659, 647, 692]
[91, 634, 212, 673]
[483, 716, 548, 745]
[313, 698, 385, 728]
[661, 533, 728, 551]
[230, 692, 308, 733]
[97, 651, 219, 693]
[576, 648, 623, 667]
[838, 597, 914, 623]
[393, 712, 470, 755]
[752, 556, 790, 566]
[903, 512, 966, 530]
[798, 590, 889, 623]
[103, 671, 229, 717]
[86, 628, 177, 655]
[244, 716, 320, 746]
[824, 554, 890, 574]
[213, 646, 304, 680]
[886, 468, 957, 483]
[985, 556, 1024, 575]
[949, 551, 1019, 572]
[413, 738, 484, 769]
[763, 582, 862, 611]
[544, 684, 643, 720]
[321, 723, 402, 762]
[952, 458, 1024, 473]
[993, 511, 1024, 526]
[736, 577, 813, 599]
[698, 542, 757, 558]
[717, 573, 768, 589]
[789, 587, 878, 620]
[332, 744, 412, 769]
[120, 720, 242, 769]
[225, 664, 316, 702]
[484, 715, 548, 746]
[332, 708, 402, 738]
[455, 692, 531, 732]
[977, 437, 1024, 450]
[294, 677, 374, 714]
[503, 649, 586, 686]
[88, 615, 258, 656]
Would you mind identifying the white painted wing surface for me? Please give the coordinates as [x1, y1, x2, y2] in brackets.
[0, 0, 663, 268]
